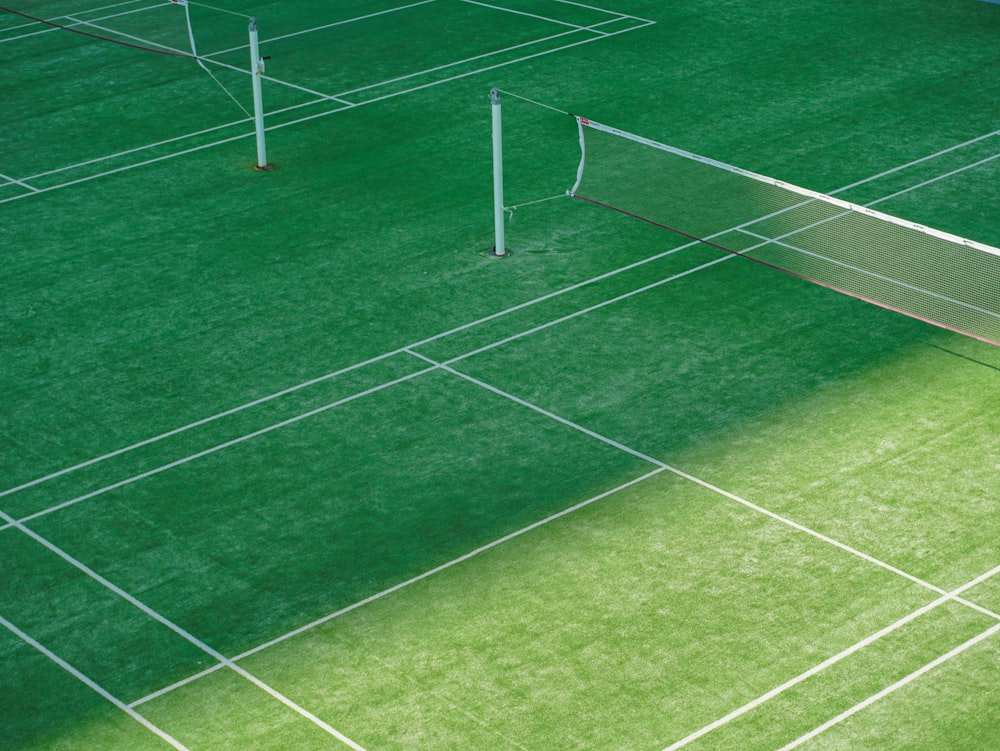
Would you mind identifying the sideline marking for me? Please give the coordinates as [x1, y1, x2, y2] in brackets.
[778, 621, 1000, 750]
[0, 611, 191, 750]
[0, 508, 369, 750]
[661, 563, 1000, 750]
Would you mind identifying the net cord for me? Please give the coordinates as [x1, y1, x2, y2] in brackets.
[578, 117, 1000, 259]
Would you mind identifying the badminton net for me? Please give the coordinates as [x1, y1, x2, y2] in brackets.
[569, 117, 1000, 347]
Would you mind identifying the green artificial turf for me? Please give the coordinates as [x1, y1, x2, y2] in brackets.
[2, 1, 998, 748]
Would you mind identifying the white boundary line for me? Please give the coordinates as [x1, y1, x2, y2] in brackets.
[4, 129, 996, 745]
[0, 612, 192, 750]
[1, 21, 633, 188]
[16, 365, 438, 523]
[416, 353, 1000, 619]
[740, 228, 1000, 322]
[0, 508, 369, 750]
[0, 171, 38, 191]
[210, 0, 438, 55]
[422, 355, 1000, 748]
[778, 621, 1000, 750]
[661, 563, 1000, 750]
[0, 1, 161, 44]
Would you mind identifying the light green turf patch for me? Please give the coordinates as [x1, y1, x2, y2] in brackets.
[963, 573, 1000, 616]
[240, 471, 938, 750]
[798, 624, 1000, 751]
[665, 339, 1000, 592]
[674, 600, 997, 751]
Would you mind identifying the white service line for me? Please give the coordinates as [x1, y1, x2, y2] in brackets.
[0, 0, 161, 44]
[208, 0, 438, 56]
[0, 13, 653, 203]
[63, 13, 184, 53]
[332, 25, 594, 99]
[416, 353, 1000, 619]
[0, 612, 192, 750]
[15, 365, 438, 523]
[460, 0, 610, 34]
[740, 228, 1000, 323]
[0, 509, 369, 750]
[551, 0, 653, 23]
[3, 20, 626, 188]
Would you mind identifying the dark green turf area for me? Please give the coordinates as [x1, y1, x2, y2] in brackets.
[2, 1, 999, 749]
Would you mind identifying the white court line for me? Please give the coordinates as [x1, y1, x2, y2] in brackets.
[208, 0, 438, 56]
[661, 562, 1000, 751]
[778, 621, 1000, 750]
[34, 136, 999, 717]
[551, 0, 649, 19]
[2, 127, 994, 516]
[864, 150, 1000, 209]
[0, 612, 191, 750]
[740, 228, 1000, 323]
[62, 13, 186, 54]
[0, 171, 39, 191]
[414, 353, 1000, 621]
[2, 21, 626, 187]
[460, 0, 611, 34]
[829, 130, 1000, 197]
[425, 355, 1000, 745]
[0, 509, 369, 750]
[15, 365, 438, 523]
[264, 20, 655, 134]
[332, 24, 607, 99]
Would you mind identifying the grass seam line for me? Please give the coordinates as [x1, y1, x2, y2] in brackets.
[0, 611, 192, 750]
